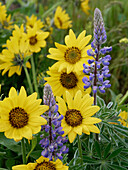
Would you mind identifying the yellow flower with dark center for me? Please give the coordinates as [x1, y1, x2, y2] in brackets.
[56, 90, 101, 143]
[81, 0, 90, 15]
[0, 35, 31, 77]
[12, 156, 68, 170]
[54, 6, 72, 29]
[47, 29, 92, 73]
[44, 64, 91, 97]
[0, 86, 48, 141]
[26, 25, 49, 52]
[118, 111, 128, 127]
[26, 14, 44, 30]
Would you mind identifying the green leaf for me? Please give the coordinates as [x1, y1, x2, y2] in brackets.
[0, 133, 21, 153]
[97, 96, 106, 107]
[94, 141, 101, 158]
[0, 152, 6, 156]
[30, 150, 42, 159]
[83, 156, 97, 163]
[108, 163, 127, 170]
[114, 125, 128, 137]
[107, 102, 113, 108]
[106, 148, 122, 160]
[0, 169, 8, 170]
[103, 143, 111, 159]
[26, 137, 37, 161]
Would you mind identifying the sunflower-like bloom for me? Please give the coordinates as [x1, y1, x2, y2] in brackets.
[47, 29, 92, 73]
[56, 90, 101, 143]
[0, 33, 31, 77]
[54, 6, 72, 29]
[118, 111, 128, 127]
[0, 3, 13, 30]
[26, 25, 49, 53]
[44, 64, 91, 97]
[12, 155, 68, 170]
[81, 0, 90, 15]
[26, 14, 44, 30]
[0, 86, 49, 141]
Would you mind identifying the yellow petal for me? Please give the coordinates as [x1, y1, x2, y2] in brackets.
[56, 96, 67, 116]
[73, 126, 82, 135]
[81, 125, 90, 135]
[82, 117, 102, 124]
[83, 106, 100, 117]
[86, 125, 100, 134]
[68, 130, 77, 143]
[74, 90, 82, 109]
[65, 91, 74, 109]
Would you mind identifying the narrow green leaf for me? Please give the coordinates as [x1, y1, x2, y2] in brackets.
[94, 141, 101, 158]
[83, 156, 97, 163]
[108, 163, 127, 170]
[106, 148, 122, 160]
[103, 143, 111, 159]
[26, 137, 37, 161]
[97, 96, 106, 107]
[107, 102, 113, 108]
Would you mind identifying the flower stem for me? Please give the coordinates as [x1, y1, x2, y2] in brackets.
[23, 65, 34, 94]
[119, 90, 128, 105]
[31, 54, 40, 98]
[21, 138, 26, 164]
[77, 135, 83, 166]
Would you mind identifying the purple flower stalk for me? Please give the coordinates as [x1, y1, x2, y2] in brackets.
[40, 84, 68, 161]
[83, 8, 112, 104]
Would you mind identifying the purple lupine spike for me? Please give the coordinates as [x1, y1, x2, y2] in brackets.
[40, 84, 69, 161]
[83, 8, 112, 97]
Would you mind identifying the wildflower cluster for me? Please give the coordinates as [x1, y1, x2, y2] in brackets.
[40, 84, 68, 160]
[83, 8, 112, 94]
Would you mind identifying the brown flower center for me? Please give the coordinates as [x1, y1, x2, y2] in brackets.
[34, 161, 56, 170]
[30, 35, 37, 45]
[9, 107, 28, 128]
[65, 109, 83, 127]
[60, 72, 78, 89]
[64, 47, 81, 64]
[57, 17, 62, 27]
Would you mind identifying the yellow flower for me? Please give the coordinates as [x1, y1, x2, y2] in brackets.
[26, 14, 44, 30]
[56, 90, 101, 143]
[54, 6, 72, 29]
[12, 155, 68, 170]
[81, 0, 90, 15]
[118, 111, 128, 127]
[44, 64, 91, 97]
[0, 86, 49, 141]
[26, 25, 49, 53]
[47, 29, 92, 73]
[0, 35, 31, 77]
[119, 37, 128, 44]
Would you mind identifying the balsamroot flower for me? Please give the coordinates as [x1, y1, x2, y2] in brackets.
[81, 0, 90, 15]
[56, 90, 101, 143]
[118, 111, 128, 127]
[0, 86, 48, 141]
[54, 6, 72, 29]
[44, 64, 91, 97]
[26, 14, 44, 30]
[12, 156, 68, 170]
[26, 25, 49, 53]
[40, 84, 69, 160]
[47, 29, 92, 73]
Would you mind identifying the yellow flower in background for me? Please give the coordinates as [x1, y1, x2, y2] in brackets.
[119, 37, 128, 44]
[81, 0, 90, 15]
[0, 86, 48, 141]
[47, 29, 92, 73]
[56, 90, 101, 143]
[26, 25, 49, 52]
[26, 14, 44, 30]
[0, 34, 31, 77]
[54, 6, 72, 29]
[12, 156, 68, 170]
[0, 2, 13, 30]
[44, 64, 91, 98]
[118, 111, 128, 127]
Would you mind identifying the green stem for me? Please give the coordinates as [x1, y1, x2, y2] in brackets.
[30, 55, 40, 98]
[77, 135, 83, 166]
[119, 91, 128, 105]
[21, 138, 26, 164]
[23, 65, 34, 93]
